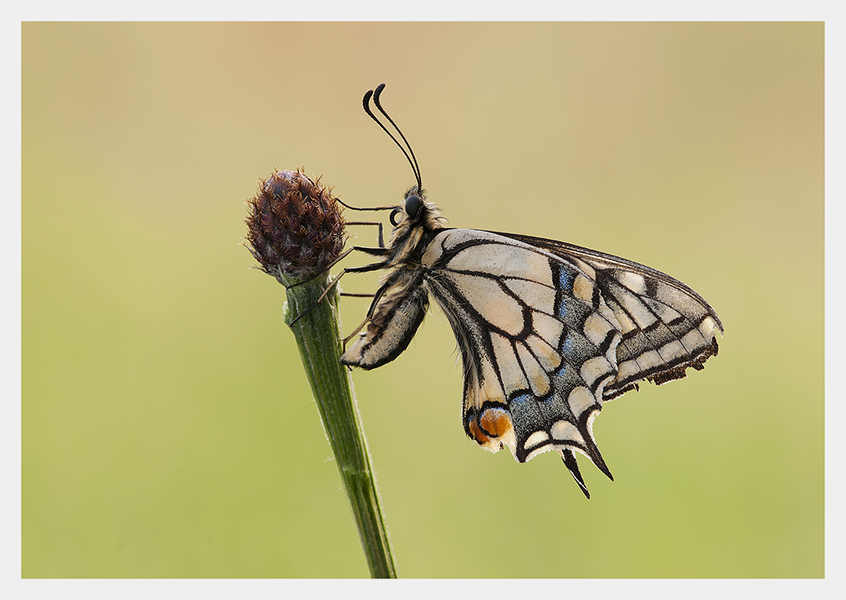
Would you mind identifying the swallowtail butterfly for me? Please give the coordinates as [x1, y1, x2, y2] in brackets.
[338, 84, 723, 498]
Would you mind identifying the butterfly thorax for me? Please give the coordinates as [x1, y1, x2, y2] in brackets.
[384, 187, 447, 269]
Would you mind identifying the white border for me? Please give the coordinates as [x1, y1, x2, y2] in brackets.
[6, 4, 841, 598]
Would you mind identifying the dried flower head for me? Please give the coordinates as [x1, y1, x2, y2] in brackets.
[245, 169, 346, 282]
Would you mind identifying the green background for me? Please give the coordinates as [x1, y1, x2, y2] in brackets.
[22, 22, 823, 577]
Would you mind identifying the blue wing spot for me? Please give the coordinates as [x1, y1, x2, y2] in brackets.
[558, 266, 575, 293]
[509, 392, 535, 412]
[554, 266, 578, 320]
[556, 296, 569, 320]
[559, 330, 573, 356]
[509, 393, 542, 433]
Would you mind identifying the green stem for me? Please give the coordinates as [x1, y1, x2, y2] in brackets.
[280, 272, 396, 579]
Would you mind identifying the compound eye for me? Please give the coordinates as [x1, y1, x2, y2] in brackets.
[389, 207, 403, 227]
[405, 194, 423, 220]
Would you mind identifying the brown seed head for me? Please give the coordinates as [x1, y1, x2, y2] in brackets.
[245, 169, 346, 282]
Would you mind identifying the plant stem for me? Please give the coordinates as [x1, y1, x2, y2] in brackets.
[280, 272, 396, 578]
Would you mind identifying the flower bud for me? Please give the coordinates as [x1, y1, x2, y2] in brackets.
[245, 169, 345, 283]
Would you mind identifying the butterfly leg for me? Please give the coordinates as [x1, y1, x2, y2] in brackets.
[345, 221, 385, 248]
[288, 257, 389, 326]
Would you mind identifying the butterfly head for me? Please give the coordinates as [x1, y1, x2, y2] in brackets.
[390, 186, 424, 225]
[389, 185, 446, 234]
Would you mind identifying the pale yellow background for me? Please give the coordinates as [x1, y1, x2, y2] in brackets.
[22, 23, 823, 577]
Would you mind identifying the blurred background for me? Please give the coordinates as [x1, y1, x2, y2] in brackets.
[22, 22, 823, 577]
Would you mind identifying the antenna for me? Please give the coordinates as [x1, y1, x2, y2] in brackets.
[362, 83, 423, 193]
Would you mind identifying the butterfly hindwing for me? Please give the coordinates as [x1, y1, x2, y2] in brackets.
[419, 229, 621, 475]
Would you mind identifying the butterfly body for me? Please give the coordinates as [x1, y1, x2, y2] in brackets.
[340, 84, 723, 497]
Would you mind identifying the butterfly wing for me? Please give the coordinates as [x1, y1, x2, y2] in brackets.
[419, 228, 721, 495]
[493, 231, 724, 399]
[341, 226, 722, 497]
[340, 268, 429, 370]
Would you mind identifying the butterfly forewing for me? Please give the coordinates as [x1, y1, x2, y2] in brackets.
[495, 232, 723, 399]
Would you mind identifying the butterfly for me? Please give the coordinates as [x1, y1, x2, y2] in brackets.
[337, 84, 723, 498]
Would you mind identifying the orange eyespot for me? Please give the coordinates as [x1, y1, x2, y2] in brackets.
[468, 407, 514, 446]
[480, 407, 513, 438]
